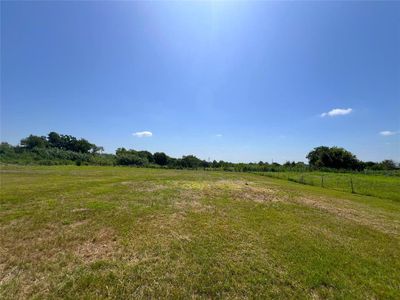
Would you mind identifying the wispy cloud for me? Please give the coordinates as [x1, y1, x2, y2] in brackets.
[132, 131, 153, 138]
[379, 130, 397, 136]
[321, 108, 352, 117]
[216, 134, 223, 137]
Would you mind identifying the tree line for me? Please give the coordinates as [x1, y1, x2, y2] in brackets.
[0, 132, 398, 171]
[20, 132, 103, 153]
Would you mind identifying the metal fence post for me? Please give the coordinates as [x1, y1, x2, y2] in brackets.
[350, 177, 355, 193]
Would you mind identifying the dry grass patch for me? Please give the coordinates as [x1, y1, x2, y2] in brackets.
[167, 179, 291, 218]
[211, 180, 289, 204]
[74, 227, 120, 263]
[129, 212, 189, 246]
[116, 181, 167, 193]
[229, 184, 287, 203]
[175, 188, 214, 213]
[0, 222, 123, 298]
[295, 196, 400, 236]
[171, 179, 288, 204]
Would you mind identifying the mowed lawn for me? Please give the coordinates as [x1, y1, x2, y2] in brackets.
[1, 166, 399, 299]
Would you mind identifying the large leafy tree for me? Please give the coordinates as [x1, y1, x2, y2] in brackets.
[20, 135, 48, 149]
[48, 132, 63, 148]
[20, 132, 100, 154]
[115, 148, 148, 166]
[153, 152, 168, 166]
[138, 151, 154, 163]
[70, 138, 93, 153]
[306, 146, 361, 170]
[379, 159, 397, 170]
[181, 155, 202, 169]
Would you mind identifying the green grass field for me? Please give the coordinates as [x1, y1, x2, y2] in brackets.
[256, 171, 400, 202]
[1, 165, 400, 299]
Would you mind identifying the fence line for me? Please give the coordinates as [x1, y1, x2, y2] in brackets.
[253, 171, 400, 202]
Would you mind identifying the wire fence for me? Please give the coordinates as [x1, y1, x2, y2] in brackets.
[254, 171, 400, 202]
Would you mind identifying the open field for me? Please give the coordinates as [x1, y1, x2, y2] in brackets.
[1, 165, 400, 299]
[255, 171, 400, 202]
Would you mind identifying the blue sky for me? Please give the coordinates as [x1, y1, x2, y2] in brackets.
[1, 1, 399, 163]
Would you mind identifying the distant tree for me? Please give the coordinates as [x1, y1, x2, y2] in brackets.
[20, 135, 48, 149]
[154, 152, 168, 166]
[116, 148, 128, 155]
[116, 154, 146, 166]
[48, 132, 63, 148]
[138, 151, 154, 163]
[379, 159, 397, 170]
[181, 155, 202, 169]
[364, 161, 377, 169]
[306, 146, 329, 168]
[201, 160, 210, 169]
[115, 148, 148, 166]
[167, 157, 178, 168]
[0, 142, 14, 155]
[295, 162, 306, 167]
[59, 135, 76, 151]
[306, 146, 361, 170]
[212, 160, 220, 168]
[71, 138, 93, 153]
[283, 161, 292, 167]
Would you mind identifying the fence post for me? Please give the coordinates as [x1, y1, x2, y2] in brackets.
[350, 177, 355, 193]
[321, 175, 324, 188]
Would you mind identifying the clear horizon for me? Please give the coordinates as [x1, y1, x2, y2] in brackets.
[1, 1, 399, 163]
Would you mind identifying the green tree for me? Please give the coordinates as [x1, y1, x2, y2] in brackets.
[379, 159, 397, 170]
[138, 151, 154, 163]
[306, 146, 361, 170]
[0, 142, 15, 156]
[48, 132, 63, 148]
[181, 155, 202, 169]
[154, 152, 168, 166]
[20, 135, 48, 149]
[115, 148, 148, 166]
[212, 160, 220, 168]
[70, 138, 93, 153]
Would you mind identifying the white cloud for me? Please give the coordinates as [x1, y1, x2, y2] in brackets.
[321, 108, 352, 117]
[132, 131, 153, 138]
[380, 131, 397, 136]
[216, 134, 223, 137]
